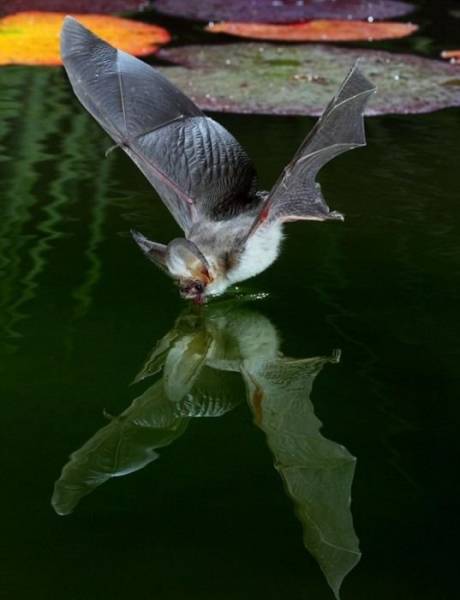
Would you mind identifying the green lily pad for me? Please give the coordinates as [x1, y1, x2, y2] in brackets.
[157, 43, 460, 116]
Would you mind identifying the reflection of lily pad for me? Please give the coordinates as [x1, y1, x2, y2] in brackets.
[206, 20, 418, 42]
[157, 43, 460, 116]
[0, 1, 149, 14]
[0, 12, 170, 66]
[154, 0, 415, 23]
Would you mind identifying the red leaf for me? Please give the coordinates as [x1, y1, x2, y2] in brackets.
[206, 19, 418, 42]
[441, 50, 460, 64]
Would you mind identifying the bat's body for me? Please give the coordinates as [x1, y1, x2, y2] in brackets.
[188, 211, 283, 296]
[60, 18, 375, 303]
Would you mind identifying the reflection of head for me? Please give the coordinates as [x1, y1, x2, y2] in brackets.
[52, 299, 358, 598]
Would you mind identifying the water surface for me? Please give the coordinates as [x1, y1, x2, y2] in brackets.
[1, 34, 459, 600]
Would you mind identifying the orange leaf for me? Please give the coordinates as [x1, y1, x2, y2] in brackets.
[441, 50, 460, 64]
[206, 19, 418, 42]
[0, 12, 171, 66]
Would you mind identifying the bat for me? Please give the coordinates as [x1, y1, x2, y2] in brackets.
[61, 17, 375, 303]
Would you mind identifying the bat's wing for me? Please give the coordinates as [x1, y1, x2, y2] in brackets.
[61, 17, 257, 234]
[244, 64, 375, 240]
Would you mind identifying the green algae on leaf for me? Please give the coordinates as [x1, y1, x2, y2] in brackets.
[157, 43, 460, 116]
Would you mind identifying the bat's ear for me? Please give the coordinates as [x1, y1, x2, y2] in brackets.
[131, 230, 168, 273]
[166, 238, 212, 283]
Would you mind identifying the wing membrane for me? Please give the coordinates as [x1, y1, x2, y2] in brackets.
[61, 17, 256, 233]
[246, 64, 375, 238]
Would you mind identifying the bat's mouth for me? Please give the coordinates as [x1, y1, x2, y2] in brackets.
[179, 281, 206, 304]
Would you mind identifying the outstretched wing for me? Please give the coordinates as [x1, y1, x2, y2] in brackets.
[61, 17, 257, 234]
[244, 64, 375, 239]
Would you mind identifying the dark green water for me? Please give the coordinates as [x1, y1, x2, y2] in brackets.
[1, 26, 460, 600]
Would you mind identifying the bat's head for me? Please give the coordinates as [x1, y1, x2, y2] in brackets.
[167, 239, 217, 303]
[132, 231, 217, 303]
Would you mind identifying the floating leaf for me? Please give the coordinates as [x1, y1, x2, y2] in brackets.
[441, 50, 460, 64]
[154, 0, 415, 23]
[0, 12, 170, 66]
[157, 43, 460, 115]
[0, 1, 150, 15]
[207, 19, 418, 42]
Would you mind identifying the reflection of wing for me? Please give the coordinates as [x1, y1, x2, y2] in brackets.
[245, 64, 375, 239]
[52, 381, 189, 515]
[163, 331, 213, 402]
[176, 366, 244, 417]
[243, 353, 360, 599]
[134, 328, 181, 383]
[61, 18, 257, 233]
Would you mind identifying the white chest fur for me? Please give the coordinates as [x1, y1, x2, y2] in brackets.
[227, 223, 283, 285]
[191, 219, 284, 297]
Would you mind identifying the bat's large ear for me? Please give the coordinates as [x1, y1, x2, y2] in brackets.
[166, 238, 212, 283]
[131, 230, 168, 273]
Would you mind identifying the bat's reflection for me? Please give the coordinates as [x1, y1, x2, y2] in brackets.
[52, 299, 360, 596]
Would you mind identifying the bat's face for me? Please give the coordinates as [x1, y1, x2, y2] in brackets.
[167, 241, 215, 303]
[176, 271, 232, 303]
[178, 279, 207, 303]
[132, 232, 233, 303]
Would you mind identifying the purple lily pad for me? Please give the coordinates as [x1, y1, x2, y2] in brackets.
[153, 0, 415, 23]
[157, 43, 460, 116]
[0, 0, 151, 15]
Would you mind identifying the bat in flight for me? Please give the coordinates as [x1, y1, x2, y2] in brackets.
[61, 17, 375, 303]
